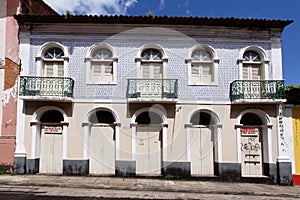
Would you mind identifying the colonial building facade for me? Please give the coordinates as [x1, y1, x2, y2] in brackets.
[14, 14, 293, 184]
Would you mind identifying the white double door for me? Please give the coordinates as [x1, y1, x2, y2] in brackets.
[40, 125, 63, 174]
[136, 126, 161, 176]
[89, 125, 115, 175]
[190, 127, 214, 175]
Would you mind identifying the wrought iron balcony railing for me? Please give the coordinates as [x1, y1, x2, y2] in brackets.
[19, 76, 75, 98]
[230, 80, 285, 101]
[127, 79, 178, 99]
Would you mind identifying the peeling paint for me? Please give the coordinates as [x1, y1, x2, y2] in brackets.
[2, 80, 17, 106]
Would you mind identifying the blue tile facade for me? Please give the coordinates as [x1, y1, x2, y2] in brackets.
[29, 36, 271, 101]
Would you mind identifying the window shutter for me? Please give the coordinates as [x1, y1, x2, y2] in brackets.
[142, 65, 151, 78]
[153, 64, 162, 79]
[243, 66, 249, 80]
[191, 65, 200, 75]
[104, 65, 113, 75]
[45, 62, 54, 77]
[202, 65, 210, 76]
[93, 63, 102, 76]
[251, 65, 260, 80]
[57, 62, 64, 77]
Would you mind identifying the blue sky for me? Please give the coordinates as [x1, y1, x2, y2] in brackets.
[43, 0, 300, 85]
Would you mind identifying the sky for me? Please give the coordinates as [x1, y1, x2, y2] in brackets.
[43, 0, 300, 85]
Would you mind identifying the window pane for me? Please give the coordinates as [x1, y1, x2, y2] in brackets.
[141, 49, 162, 60]
[92, 48, 112, 60]
[44, 47, 64, 59]
[192, 49, 211, 61]
[243, 51, 260, 62]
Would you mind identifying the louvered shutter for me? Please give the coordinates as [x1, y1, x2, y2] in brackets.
[44, 62, 54, 77]
[57, 62, 64, 77]
[104, 65, 113, 75]
[251, 65, 260, 80]
[243, 66, 249, 80]
[142, 65, 151, 78]
[153, 64, 162, 79]
[93, 63, 102, 77]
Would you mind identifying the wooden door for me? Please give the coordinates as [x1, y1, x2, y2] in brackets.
[241, 128, 262, 176]
[190, 127, 214, 175]
[136, 126, 161, 176]
[39, 125, 63, 174]
[89, 126, 115, 175]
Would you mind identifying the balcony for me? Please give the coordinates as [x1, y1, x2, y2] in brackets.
[127, 79, 178, 102]
[19, 76, 74, 101]
[230, 80, 285, 103]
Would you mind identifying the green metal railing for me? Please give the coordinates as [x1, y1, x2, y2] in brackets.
[230, 80, 285, 101]
[127, 79, 178, 99]
[19, 76, 75, 98]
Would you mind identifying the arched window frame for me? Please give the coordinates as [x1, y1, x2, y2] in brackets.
[85, 43, 118, 84]
[135, 44, 168, 79]
[238, 46, 270, 80]
[186, 45, 219, 85]
[36, 42, 69, 77]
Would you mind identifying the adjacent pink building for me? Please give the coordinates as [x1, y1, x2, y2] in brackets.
[0, 0, 57, 172]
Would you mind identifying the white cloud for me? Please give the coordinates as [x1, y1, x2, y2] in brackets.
[43, 0, 138, 15]
[159, 0, 165, 11]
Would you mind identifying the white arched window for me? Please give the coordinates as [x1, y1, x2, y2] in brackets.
[43, 47, 64, 77]
[187, 45, 219, 85]
[86, 44, 117, 84]
[135, 44, 168, 79]
[238, 46, 269, 80]
[242, 51, 262, 80]
[36, 43, 69, 77]
[141, 48, 163, 79]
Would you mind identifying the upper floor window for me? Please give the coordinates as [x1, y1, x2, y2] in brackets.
[140, 49, 163, 78]
[187, 45, 219, 85]
[43, 47, 64, 77]
[36, 43, 69, 77]
[242, 50, 262, 80]
[86, 44, 117, 84]
[238, 47, 269, 80]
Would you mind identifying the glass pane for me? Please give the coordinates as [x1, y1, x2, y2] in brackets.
[192, 49, 211, 61]
[92, 48, 113, 60]
[141, 49, 162, 60]
[44, 47, 64, 59]
[243, 51, 260, 62]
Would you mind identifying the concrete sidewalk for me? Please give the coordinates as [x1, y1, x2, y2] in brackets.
[0, 175, 299, 198]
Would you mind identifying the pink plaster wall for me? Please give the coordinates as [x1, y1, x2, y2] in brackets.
[0, 0, 20, 169]
[5, 0, 20, 63]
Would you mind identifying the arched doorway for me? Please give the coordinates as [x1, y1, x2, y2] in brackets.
[240, 113, 263, 177]
[88, 109, 116, 175]
[135, 111, 163, 176]
[189, 111, 215, 176]
[39, 110, 64, 174]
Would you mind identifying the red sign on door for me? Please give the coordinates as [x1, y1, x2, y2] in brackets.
[44, 126, 62, 134]
[241, 128, 260, 136]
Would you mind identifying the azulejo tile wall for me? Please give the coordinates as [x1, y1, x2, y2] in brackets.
[30, 38, 271, 101]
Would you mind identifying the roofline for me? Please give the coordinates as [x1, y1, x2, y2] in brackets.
[14, 14, 293, 29]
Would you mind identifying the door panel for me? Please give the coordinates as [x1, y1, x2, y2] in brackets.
[89, 126, 115, 175]
[241, 129, 262, 176]
[40, 126, 63, 174]
[136, 126, 161, 175]
[190, 127, 214, 175]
